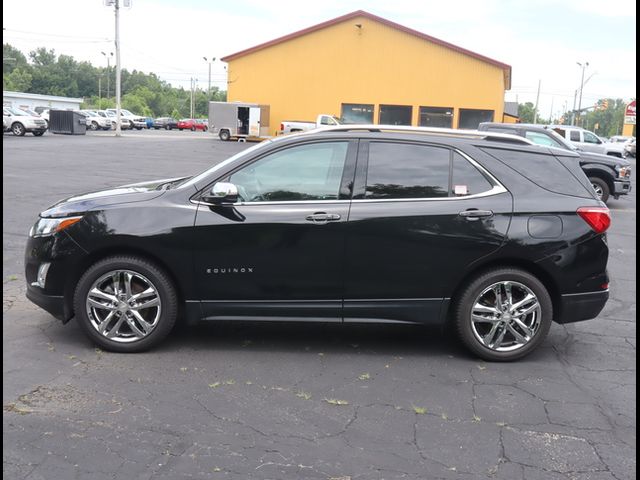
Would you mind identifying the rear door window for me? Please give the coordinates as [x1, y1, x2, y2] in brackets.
[365, 143, 450, 199]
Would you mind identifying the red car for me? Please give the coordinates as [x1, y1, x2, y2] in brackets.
[177, 118, 208, 131]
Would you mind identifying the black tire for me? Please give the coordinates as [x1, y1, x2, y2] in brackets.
[73, 255, 178, 353]
[32, 130, 45, 137]
[453, 268, 552, 361]
[219, 129, 230, 141]
[12, 122, 26, 136]
[191, 126, 196, 132]
[179, 128, 183, 131]
[589, 177, 610, 203]
[90, 121, 99, 131]
[165, 125, 170, 130]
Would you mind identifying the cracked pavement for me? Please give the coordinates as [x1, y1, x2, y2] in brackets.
[3, 131, 636, 479]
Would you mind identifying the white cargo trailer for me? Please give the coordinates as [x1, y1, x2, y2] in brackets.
[208, 101, 270, 141]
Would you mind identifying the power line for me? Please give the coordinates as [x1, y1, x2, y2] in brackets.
[3, 28, 111, 41]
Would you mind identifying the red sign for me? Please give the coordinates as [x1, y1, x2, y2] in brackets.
[626, 101, 636, 116]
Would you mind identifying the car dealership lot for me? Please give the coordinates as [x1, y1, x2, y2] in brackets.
[3, 132, 636, 479]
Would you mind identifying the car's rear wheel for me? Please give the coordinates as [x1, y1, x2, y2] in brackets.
[191, 126, 196, 131]
[165, 125, 170, 130]
[453, 268, 552, 361]
[12, 122, 26, 136]
[73, 256, 178, 352]
[589, 177, 610, 203]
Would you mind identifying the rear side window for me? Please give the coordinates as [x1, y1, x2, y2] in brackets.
[481, 147, 594, 198]
[525, 131, 563, 148]
[570, 131, 581, 142]
[452, 153, 493, 196]
[365, 143, 450, 199]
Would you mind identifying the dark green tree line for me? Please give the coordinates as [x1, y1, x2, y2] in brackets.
[3, 43, 226, 118]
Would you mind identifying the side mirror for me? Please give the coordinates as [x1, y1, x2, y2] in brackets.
[202, 182, 239, 204]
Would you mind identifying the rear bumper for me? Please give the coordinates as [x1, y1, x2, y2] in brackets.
[555, 290, 609, 324]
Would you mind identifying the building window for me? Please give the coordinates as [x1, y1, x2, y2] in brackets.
[341, 104, 374, 124]
[379, 105, 412, 126]
[419, 106, 453, 128]
[458, 109, 494, 129]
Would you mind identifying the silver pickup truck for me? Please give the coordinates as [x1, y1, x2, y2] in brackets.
[279, 114, 341, 134]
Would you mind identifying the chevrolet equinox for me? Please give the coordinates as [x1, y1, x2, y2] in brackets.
[25, 126, 611, 361]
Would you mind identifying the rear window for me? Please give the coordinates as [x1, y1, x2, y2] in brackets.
[480, 147, 594, 198]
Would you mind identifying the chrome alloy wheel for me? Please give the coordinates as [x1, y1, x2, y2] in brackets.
[592, 182, 604, 199]
[86, 270, 161, 343]
[470, 281, 541, 352]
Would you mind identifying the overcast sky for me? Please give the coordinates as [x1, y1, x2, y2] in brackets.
[3, 0, 636, 118]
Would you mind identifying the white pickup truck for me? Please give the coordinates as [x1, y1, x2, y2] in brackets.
[279, 114, 341, 134]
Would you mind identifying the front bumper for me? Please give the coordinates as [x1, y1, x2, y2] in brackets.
[613, 179, 632, 196]
[26, 286, 69, 321]
[555, 290, 609, 324]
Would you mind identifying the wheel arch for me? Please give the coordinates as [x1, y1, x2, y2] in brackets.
[582, 167, 614, 194]
[445, 257, 562, 324]
[63, 245, 185, 321]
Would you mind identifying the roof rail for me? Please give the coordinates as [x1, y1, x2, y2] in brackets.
[309, 124, 534, 146]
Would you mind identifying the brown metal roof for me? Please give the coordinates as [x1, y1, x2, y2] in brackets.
[221, 10, 512, 88]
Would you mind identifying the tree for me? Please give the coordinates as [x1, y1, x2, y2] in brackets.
[518, 102, 536, 123]
[3, 67, 32, 91]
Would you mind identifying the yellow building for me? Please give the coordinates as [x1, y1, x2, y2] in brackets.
[221, 10, 512, 135]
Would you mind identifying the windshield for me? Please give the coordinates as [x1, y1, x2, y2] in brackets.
[7, 107, 29, 116]
[179, 140, 276, 190]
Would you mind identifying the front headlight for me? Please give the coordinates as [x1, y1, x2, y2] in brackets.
[29, 216, 83, 238]
[615, 165, 631, 178]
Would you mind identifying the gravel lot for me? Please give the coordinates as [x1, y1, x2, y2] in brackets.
[3, 130, 636, 480]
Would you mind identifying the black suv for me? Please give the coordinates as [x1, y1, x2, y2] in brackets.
[478, 122, 632, 203]
[25, 127, 610, 361]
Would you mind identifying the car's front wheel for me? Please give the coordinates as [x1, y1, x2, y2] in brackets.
[12, 122, 26, 136]
[73, 256, 178, 352]
[90, 121, 99, 131]
[589, 177, 610, 203]
[453, 268, 552, 361]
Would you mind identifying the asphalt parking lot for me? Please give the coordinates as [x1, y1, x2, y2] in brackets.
[3, 130, 636, 480]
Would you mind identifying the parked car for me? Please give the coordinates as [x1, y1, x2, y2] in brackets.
[551, 125, 626, 158]
[609, 135, 636, 158]
[106, 109, 146, 129]
[3, 110, 11, 132]
[153, 117, 178, 130]
[101, 110, 132, 130]
[279, 114, 341, 134]
[177, 118, 207, 131]
[80, 110, 113, 130]
[478, 123, 632, 203]
[3, 107, 48, 136]
[25, 126, 610, 361]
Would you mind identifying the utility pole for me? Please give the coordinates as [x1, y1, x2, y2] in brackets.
[98, 76, 102, 103]
[190, 78, 197, 118]
[533, 79, 541, 124]
[549, 96, 554, 123]
[114, 0, 122, 136]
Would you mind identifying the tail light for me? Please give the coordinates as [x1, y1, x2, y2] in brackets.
[280, 123, 284, 132]
[577, 207, 610, 234]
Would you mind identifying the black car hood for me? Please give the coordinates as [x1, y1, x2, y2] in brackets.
[579, 150, 630, 167]
[41, 177, 188, 218]
[552, 148, 631, 167]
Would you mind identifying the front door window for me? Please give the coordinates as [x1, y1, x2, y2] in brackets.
[229, 142, 349, 202]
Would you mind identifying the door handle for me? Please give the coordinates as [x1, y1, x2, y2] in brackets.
[459, 209, 494, 220]
[305, 212, 341, 223]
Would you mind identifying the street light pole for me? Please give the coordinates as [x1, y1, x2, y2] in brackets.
[101, 51, 113, 99]
[203, 57, 216, 99]
[577, 61, 589, 127]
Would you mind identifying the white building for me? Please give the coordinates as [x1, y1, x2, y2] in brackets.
[2, 91, 83, 112]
